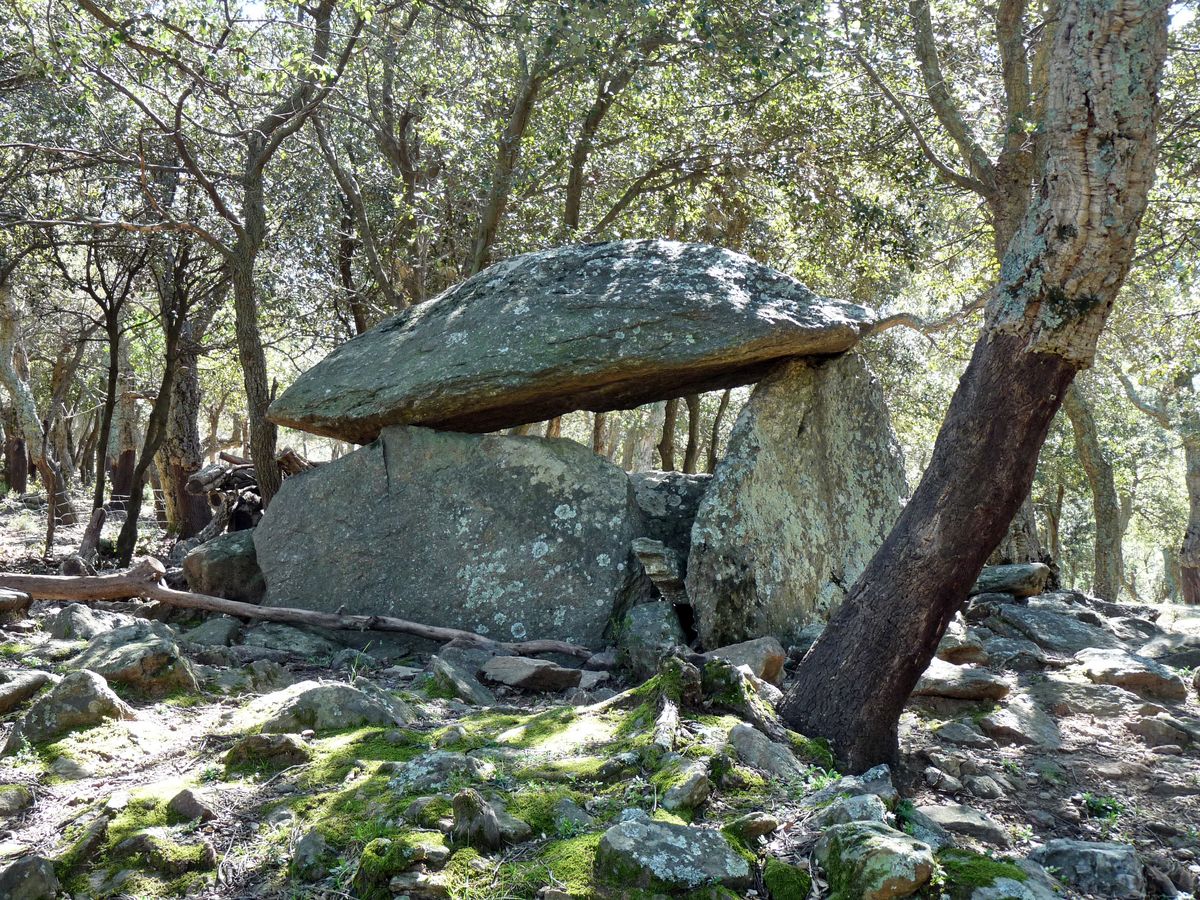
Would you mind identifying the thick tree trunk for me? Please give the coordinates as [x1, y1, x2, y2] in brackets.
[657, 398, 679, 470]
[781, 0, 1167, 772]
[682, 394, 701, 474]
[161, 324, 211, 538]
[3, 405, 27, 494]
[1063, 383, 1123, 599]
[1162, 546, 1181, 602]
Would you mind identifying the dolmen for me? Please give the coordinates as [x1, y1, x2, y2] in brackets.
[252, 239, 908, 650]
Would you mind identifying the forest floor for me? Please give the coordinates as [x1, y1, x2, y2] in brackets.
[0, 498, 1199, 899]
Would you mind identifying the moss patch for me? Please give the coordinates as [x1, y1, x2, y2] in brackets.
[938, 849, 1027, 899]
[763, 857, 812, 899]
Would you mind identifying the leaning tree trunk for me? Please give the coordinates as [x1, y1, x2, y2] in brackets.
[682, 394, 701, 474]
[1182, 435, 1200, 604]
[707, 388, 731, 473]
[1063, 383, 1123, 599]
[657, 398, 679, 470]
[781, 0, 1167, 772]
[229, 254, 281, 507]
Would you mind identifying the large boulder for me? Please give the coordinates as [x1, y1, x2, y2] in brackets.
[2, 671, 134, 753]
[268, 240, 875, 442]
[629, 471, 711, 565]
[687, 353, 906, 646]
[256, 425, 649, 648]
[182, 529, 266, 603]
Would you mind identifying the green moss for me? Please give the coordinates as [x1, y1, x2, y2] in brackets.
[506, 784, 590, 836]
[784, 731, 836, 770]
[538, 832, 604, 896]
[763, 857, 813, 900]
[353, 831, 448, 900]
[937, 849, 1027, 899]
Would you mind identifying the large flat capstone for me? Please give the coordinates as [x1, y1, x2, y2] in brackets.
[268, 240, 876, 443]
[686, 353, 907, 646]
[254, 426, 649, 648]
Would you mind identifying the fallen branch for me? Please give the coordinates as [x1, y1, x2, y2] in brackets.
[0, 557, 591, 659]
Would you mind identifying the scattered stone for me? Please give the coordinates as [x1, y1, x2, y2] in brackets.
[167, 788, 216, 823]
[428, 655, 496, 706]
[898, 806, 953, 852]
[1129, 715, 1192, 747]
[390, 752, 494, 794]
[69, 621, 198, 696]
[0, 855, 60, 900]
[687, 352, 906, 645]
[452, 788, 503, 850]
[982, 636, 1049, 671]
[594, 811, 752, 892]
[1029, 839, 1145, 899]
[813, 793, 889, 827]
[1026, 676, 1139, 717]
[242, 623, 340, 658]
[270, 240, 875, 441]
[480, 656, 582, 692]
[964, 775, 1006, 800]
[2, 671, 134, 753]
[913, 659, 1010, 701]
[183, 529, 266, 603]
[726, 811, 779, 841]
[629, 470, 711, 565]
[224, 733, 311, 769]
[46, 605, 130, 641]
[388, 870, 450, 897]
[704, 636, 787, 685]
[552, 798, 594, 830]
[490, 799, 534, 844]
[726, 723, 804, 780]
[815, 820, 934, 900]
[915, 804, 1009, 847]
[937, 616, 989, 665]
[661, 756, 712, 812]
[583, 649, 618, 671]
[934, 721, 997, 750]
[617, 602, 686, 677]
[0, 785, 32, 819]
[115, 829, 217, 876]
[0, 671, 57, 715]
[1074, 648, 1188, 701]
[925, 766, 964, 794]
[578, 670, 610, 691]
[182, 615, 242, 647]
[291, 828, 330, 880]
[971, 564, 1051, 597]
[807, 765, 900, 808]
[240, 680, 413, 733]
[978, 695, 1062, 750]
[256, 425, 649, 648]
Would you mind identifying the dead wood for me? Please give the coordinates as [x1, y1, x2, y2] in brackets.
[0, 557, 591, 659]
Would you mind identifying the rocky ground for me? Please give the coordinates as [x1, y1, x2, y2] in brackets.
[1, 507, 1199, 898]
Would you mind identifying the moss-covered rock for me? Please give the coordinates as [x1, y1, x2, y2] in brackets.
[815, 820, 934, 899]
[763, 857, 813, 900]
[937, 849, 1029, 900]
[353, 831, 450, 898]
[594, 811, 752, 893]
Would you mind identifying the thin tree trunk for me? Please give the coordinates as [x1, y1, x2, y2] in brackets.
[707, 388, 732, 473]
[229, 255, 281, 507]
[545, 417, 562, 439]
[162, 319, 212, 538]
[682, 394, 701, 474]
[1182, 437, 1200, 604]
[1062, 383, 1123, 599]
[1162, 546, 1181, 602]
[591, 411, 608, 456]
[781, 0, 1167, 772]
[657, 398, 679, 470]
[3, 405, 27, 494]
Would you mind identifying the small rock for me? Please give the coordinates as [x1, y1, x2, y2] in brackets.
[982, 636, 1049, 671]
[1128, 715, 1191, 747]
[807, 765, 900, 808]
[481, 656, 582, 692]
[937, 616, 989, 665]
[428, 655, 496, 706]
[181, 615, 242, 647]
[70, 621, 198, 696]
[661, 756, 712, 812]
[813, 793, 889, 827]
[815, 820, 934, 899]
[971, 563, 1051, 597]
[330, 648, 381, 673]
[898, 805, 953, 852]
[726, 723, 804, 779]
[925, 766, 964, 793]
[552, 798, 594, 830]
[1074, 648, 1188, 701]
[0, 785, 33, 819]
[934, 721, 997, 749]
[182, 528, 266, 603]
[291, 828, 330, 880]
[243, 679, 414, 733]
[391, 751, 494, 793]
[964, 775, 1006, 800]
[915, 804, 1009, 847]
[388, 870, 449, 897]
[583, 649, 619, 671]
[242, 623, 339, 658]
[1029, 839, 1145, 899]
[2, 670, 134, 754]
[978, 695, 1062, 749]
[167, 788, 217, 823]
[0, 855, 60, 900]
[224, 733, 311, 769]
[914, 659, 1010, 701]
[46, 605, 130, 641]
[726, 811, 779, 841]
[452, 788, 502, 850]
[617, 602, 686, 677]
[704, 636, 787, 685]
[594, 813, 752, 891]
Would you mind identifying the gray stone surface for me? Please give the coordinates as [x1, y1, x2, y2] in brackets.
[997, 603, 1125, 654]
[429, 655, 497, 706]
[913, 659, 1010, 701]
[978, 695, 1062, 750]
[2, 671, 134, 753]
[594, 811, 752, 891]
[628, 470, 711, 567]
[703, 636, 786, 685]
[183, 529, 265, 603]
[45, 605, 132, 641]
[914, 804, 1010, 847]
[242, 680, 414, 733]
[242, 623, 340, 658]
[182, 616, 242, 647]
[0, 784, 32, 819]
[0, 670, 57, 715]
[0, 855, 60, 900]
[480, 656, 581, 692]
[70, 621, 197, 696]
[687, 353, 906, 645]
[1029, 839, 1145, 898]
[269, 240, 875, 442]
[1073, 648, 1188, 701]
[257, 425, 648, 648]
[726, 723, 804, 780]
[806, 765, 900, 808]
[971, 563, 1052, 597]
